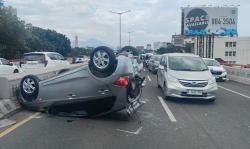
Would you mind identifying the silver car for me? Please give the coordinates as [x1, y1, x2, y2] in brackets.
[157, 53, 218, 101]
[18, 46, 145, 117]
[203, 58, 227, 82]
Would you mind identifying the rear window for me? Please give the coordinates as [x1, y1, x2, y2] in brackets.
[47, 53, 64, 60]
[23, 54, 45, 62]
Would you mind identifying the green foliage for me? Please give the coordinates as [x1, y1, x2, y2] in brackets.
[0, 6, 27, 59]
[0, 3, 71, 59]
[69, 47, 89, 57]
[25, 26, 71, 56]
[156, 45, 183, 55]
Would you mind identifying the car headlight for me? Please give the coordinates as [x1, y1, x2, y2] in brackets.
[208, 77, 216, 85]
[168, 74, 179, 84]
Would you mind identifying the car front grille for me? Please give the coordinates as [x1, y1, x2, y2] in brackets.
[179, 80, 208, 87]
[211, 70, 222, 75]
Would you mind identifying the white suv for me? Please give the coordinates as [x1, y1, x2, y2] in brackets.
[20, 52, 70, 69]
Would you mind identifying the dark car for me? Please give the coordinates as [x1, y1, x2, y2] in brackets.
[148, 55, 161, 74]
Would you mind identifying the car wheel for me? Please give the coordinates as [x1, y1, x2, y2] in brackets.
[13, 69, 19, 73]
[163, 83, 168, 99]
[20, 75, 40, 102]
[157, 75, 161, 88]
[89, 46, 116, 76]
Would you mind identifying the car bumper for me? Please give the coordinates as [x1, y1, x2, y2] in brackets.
[213, 72, 227, 81]
[167, 83, 218, 100]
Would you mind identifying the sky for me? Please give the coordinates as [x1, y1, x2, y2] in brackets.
[5, 0, 250, 48]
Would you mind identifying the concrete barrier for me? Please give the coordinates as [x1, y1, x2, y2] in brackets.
[224, 66, 250, 85]
[0, 63, 86, 119]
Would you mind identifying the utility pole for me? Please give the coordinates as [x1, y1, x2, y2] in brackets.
[128, 31, 133, 46]
[110, 10, 131, 49]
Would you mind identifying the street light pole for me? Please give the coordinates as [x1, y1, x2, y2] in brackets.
[128, 31, 133, 46]
[110, 10, 131, 49]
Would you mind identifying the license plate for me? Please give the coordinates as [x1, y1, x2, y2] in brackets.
[214, 75, 219, 79]
[187, 90, 203, 95]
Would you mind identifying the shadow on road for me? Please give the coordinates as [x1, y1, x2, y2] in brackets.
[166, 97, 216, 106]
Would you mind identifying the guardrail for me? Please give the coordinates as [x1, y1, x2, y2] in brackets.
[224, 66, 250, 85]
[0, 63, 86, 119]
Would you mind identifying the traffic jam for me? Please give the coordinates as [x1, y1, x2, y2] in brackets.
[1, 46, 250, 149]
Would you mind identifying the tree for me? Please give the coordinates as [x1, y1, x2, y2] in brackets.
[183, 43, 193, 53]
[156, 45, 183, 55]
[0, 1, 72, 59]
[0, 5, 27, 59]
[69, 47, 89, 57]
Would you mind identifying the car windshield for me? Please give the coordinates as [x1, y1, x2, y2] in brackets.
[204, 59, 221, 66]
[168, 56, 208, 71]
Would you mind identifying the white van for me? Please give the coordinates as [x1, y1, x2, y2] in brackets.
[157, 53, 218, 102]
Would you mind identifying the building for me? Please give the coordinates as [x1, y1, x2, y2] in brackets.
[172, 35, 185, 47]
[75, 36, 79, 48]
[178, 6, 249, 64]
[146, 44, 152, 50]
[190, 36, 250, 64]
[153, 42, 171, 51]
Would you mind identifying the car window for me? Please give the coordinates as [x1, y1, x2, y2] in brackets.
[56, 53, 65, 60]
[160, 56, 165, 65]
[23, 54, 45, 62]
[204, 59, 220, 66]
[169, 56, 208, 71]
[47, 53, 58, 60]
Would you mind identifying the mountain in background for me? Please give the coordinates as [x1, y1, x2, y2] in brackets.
[78, 38, 113, 48]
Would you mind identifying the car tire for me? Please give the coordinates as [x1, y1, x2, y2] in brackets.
[163, 83, 168, 99]
[13, 69, 19, 73]
[157, 75, 161, 88]
[20, 75, 40, 102]
[89, 46, 116, 76]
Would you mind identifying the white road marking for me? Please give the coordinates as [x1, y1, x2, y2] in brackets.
[116, 126, 143, 135]
[158, 96, 177, 122]
[218, 86, 250, 99]
[147, 75, 152, 81]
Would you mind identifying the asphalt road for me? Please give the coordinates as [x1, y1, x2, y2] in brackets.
[0, 70, 250, 149]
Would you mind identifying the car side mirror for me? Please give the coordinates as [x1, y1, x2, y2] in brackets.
[8, 63, 13, 66]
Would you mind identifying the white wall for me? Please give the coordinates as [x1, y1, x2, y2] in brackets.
[213, 37, 250, 64]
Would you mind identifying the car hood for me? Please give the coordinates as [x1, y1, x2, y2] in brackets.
[207, 66, 225, 72]
[169, 69, 212, 80]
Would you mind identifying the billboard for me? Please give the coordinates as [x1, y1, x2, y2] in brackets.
[182, 7, 238, 36]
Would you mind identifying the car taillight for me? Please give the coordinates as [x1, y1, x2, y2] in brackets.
[115, 76, 129, 88]
[20, 61, 26, 67]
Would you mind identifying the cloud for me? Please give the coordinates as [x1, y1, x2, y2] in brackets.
[5, 0, 250, 47]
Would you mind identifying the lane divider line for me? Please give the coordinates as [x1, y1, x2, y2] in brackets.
[158, 96, 177, 122]
[147, 75, 152, 81]
[218, 86, 250, 99]
[0, 112, 41, 139]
